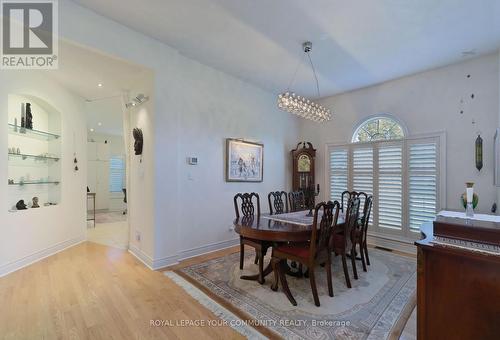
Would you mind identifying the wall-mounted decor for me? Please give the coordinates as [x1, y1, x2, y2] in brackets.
[133, 128, 143, 156]
[495, 128, 500, 187]
[475, 134, 483, 171]
[226, 139, 263, 182]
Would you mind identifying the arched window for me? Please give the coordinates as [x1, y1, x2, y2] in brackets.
[352, 115, 406, 143]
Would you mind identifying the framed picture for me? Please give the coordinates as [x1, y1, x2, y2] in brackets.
[226, 139, 263, 182]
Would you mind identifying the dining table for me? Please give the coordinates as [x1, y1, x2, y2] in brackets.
[233, 210, 346, 284]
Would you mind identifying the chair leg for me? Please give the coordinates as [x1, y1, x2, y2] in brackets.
[239, 242, 244, 270]
[359, 243, 367, 272]
[351, 248, 358, 280]
[271, 258, 279, 291]
[254, 251, 259, 265]
[278, 260, 297, 306]
[326, 256, 334, 297]
[341, 253, 351, 288]
[309, 268, 320, 307]
[364, 242, 370, 266]
[258, 249, 264, 284]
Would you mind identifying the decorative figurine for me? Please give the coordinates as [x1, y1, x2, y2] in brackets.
[14, 118, 18, 132]
[133, 128, 143, 155]
[32, 197, 40, 208]
[8, 179, 14, 185]
[25, 103, 33, 130]
[16, 200, 27, 210]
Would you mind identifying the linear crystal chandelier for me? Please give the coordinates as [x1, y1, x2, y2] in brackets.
[277, 41, 331, 122]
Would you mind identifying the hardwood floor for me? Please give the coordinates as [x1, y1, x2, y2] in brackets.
[0, 242, 416, 339]
[0, 242, 243, 340]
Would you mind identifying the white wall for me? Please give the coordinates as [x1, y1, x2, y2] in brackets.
[0, 72, 87, 276]
[88, 132, 125, 157]
[54, 1, 301, 268]
[300, 54, 499, 214]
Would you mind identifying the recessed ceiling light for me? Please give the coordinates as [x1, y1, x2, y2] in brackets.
[98, 83, 103, 87]
[90, 128, 94, 132]
[98, 122, 102, 126]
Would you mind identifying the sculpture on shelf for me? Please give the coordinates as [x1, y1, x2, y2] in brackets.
[133, 128, 143, 155]
[16, 200, 27, 210]
[25, 103, 33, 130]
[32, 197, 40, 208]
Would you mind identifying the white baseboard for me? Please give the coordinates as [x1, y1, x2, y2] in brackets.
[178, 238, 240, 262]
[0, 235, 86, 278]
[129, 239, 239, 272]
[367, 234, 417, 255]
[152, 254, 179, 270]
[128, 244, 154, 269]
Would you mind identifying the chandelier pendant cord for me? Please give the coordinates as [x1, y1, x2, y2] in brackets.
[286, 52, 306, 92]
[307, 51, 321, 98]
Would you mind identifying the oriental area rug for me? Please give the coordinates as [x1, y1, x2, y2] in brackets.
[166, 248, 416, 340]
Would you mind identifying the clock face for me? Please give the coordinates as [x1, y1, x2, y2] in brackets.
[298, 154, 311, 172]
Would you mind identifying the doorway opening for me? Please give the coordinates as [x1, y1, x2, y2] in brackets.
[52, 41, 153, 250]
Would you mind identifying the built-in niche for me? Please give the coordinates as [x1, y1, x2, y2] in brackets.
[7, 94, 61, 211]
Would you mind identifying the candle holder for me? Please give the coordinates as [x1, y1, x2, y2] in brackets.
[465, 182, 475, 218]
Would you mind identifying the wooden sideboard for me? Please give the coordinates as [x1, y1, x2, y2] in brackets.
[415, 217, 500, 340]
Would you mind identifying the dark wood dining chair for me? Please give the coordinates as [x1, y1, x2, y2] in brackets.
[288, 191, 306, 212]
[330, 197, 361, 288]
[340, 190, 354, 212]
[352, 196, 373, 272]
[234, 193, 269, 283]
[268, 191, 289, 215]
[270, 201, 340, 307]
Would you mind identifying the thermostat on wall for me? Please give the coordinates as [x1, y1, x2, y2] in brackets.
[187, 157, 198, 165]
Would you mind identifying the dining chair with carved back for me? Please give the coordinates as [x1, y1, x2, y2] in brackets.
[340, 190, 354, 213]
[270, 200, 341, 306]
[330, 197, 361, 288]
[351, 195, 373, 272]
[268, 191, 289, 215]
[234, 193, 270, 282]
[288, 191, 306, 212]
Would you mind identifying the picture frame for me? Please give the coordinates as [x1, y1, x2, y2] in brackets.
[226, 139, 264, 182]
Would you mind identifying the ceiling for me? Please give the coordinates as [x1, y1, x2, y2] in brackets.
[72, 0, 500, 98]
[49, 42, 151, 135]
[54, 42, 149, 101]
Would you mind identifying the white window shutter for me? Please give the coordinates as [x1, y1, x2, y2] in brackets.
[109, 157, 125, 193]
[408, 141, 438, 231]
[352, 147, 373, 210]
[378, 144, 403, 230]
[329, 148, 348, 202]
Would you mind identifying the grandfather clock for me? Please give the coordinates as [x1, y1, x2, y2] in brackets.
[291, 142, 318, 209]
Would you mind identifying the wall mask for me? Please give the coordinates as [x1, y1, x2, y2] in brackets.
[133, 128, 143, 155]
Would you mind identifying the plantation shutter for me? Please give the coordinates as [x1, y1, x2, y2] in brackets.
[109, 157, 125, 193]
[408, 140, 438, 231]
[352, 147, 373, 209]
[378, 144, 403, 230]
[329, 148, 348, 202]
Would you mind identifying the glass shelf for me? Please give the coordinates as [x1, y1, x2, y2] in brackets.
[8, 181, 60, 186]
[8, 153, 60, 166]
[8, 124, 60, 141]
